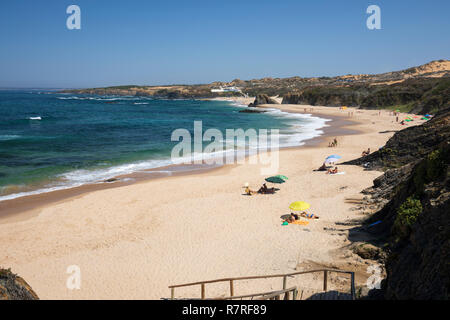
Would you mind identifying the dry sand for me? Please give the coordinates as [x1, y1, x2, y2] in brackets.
[0, 104, 426, 299]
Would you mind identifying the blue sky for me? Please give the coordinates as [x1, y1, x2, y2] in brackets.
[0, 0, 449, 88]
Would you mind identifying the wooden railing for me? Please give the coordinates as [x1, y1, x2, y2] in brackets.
[203, 287, 298, 300]
[169, 268, 356, 300]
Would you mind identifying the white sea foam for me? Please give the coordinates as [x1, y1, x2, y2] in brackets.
[29, 116, 42, 120]
[0, 135, 21, 141]
[1, 102, 329, 202]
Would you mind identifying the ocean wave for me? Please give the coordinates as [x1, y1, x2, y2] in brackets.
[57, 95, 154, 102]
[1, 101, 329, 202]
[0, 135, 21, 141]
[229, 104, 330, 148]
[29, 116, 42, 120]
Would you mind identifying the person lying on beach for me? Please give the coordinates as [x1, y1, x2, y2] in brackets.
[290, 213, 300, 220]
[257, 183, 276, 194]
[300, 212, 319, 219]
[283, 216, 295, 224]
[327, 167, 338, 174]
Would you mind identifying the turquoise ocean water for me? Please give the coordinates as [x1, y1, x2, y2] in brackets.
[0, 90, 329, 201]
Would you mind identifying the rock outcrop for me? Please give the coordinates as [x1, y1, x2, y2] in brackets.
[248, 94, 279, 107]
[0, 268, 39, 300]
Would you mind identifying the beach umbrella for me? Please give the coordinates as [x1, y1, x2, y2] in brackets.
[326, 154, 342, 159]
[265, 176, 285, 184]
[325, 158, 340, 164]
[275, 175, 288, 180]
[325, 154, 341, 164]
[289, 201, 310, 211]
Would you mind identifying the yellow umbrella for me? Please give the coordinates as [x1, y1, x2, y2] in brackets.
[289, 201, 310, 211]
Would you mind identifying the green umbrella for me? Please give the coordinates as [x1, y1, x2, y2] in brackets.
[275, 175, 288, 180]
[265, 176, 286, 184]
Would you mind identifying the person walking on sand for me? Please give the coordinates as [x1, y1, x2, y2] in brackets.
[333, 137, 338, 147]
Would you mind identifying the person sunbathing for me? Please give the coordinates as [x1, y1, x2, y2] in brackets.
[300, 212, 319, 219]
[245, 186, 257, 196]
[258, 183, 275, 194]
[290, 213, 300, 220]
[264, 183, 276, 194]
[361, 148, 371, 157]
[283, 216, 295, 224]
[327, 167, 338, 174]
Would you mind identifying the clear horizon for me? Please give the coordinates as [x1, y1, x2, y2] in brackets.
[1, 0, 449, 88]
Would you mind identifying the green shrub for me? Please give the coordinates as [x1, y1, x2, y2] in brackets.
[393, 197, 423, 238]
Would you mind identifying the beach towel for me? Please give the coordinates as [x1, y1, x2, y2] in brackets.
[292, 220, 309, 226]
[334, 172, 346, 175]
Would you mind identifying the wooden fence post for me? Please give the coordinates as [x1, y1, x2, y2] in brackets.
[230, 280, 234, 297]
[171, 288, 175, 300]
[323, 271, 328, 292]
[351, 273, 356, 300]
[201, 284, 205, 299]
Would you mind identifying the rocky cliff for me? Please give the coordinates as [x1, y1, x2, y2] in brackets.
[281, 77, 450, 115]
[348, 108, 450, 299]
[344, 107, 450, 170]
[0, 268, 39, 300]
[62, 60, 449, 113]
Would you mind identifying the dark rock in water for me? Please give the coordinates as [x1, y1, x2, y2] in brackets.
[0, 268, 39, 300]
[248, 94, 278, 107]
[238, 109, 267, 113]
[104, 178, 119, 183]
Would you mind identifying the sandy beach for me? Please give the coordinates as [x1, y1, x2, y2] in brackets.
[0, 103, 426, 299]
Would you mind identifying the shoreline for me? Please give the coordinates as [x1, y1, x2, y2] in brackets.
[0, 103, 357, 223]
